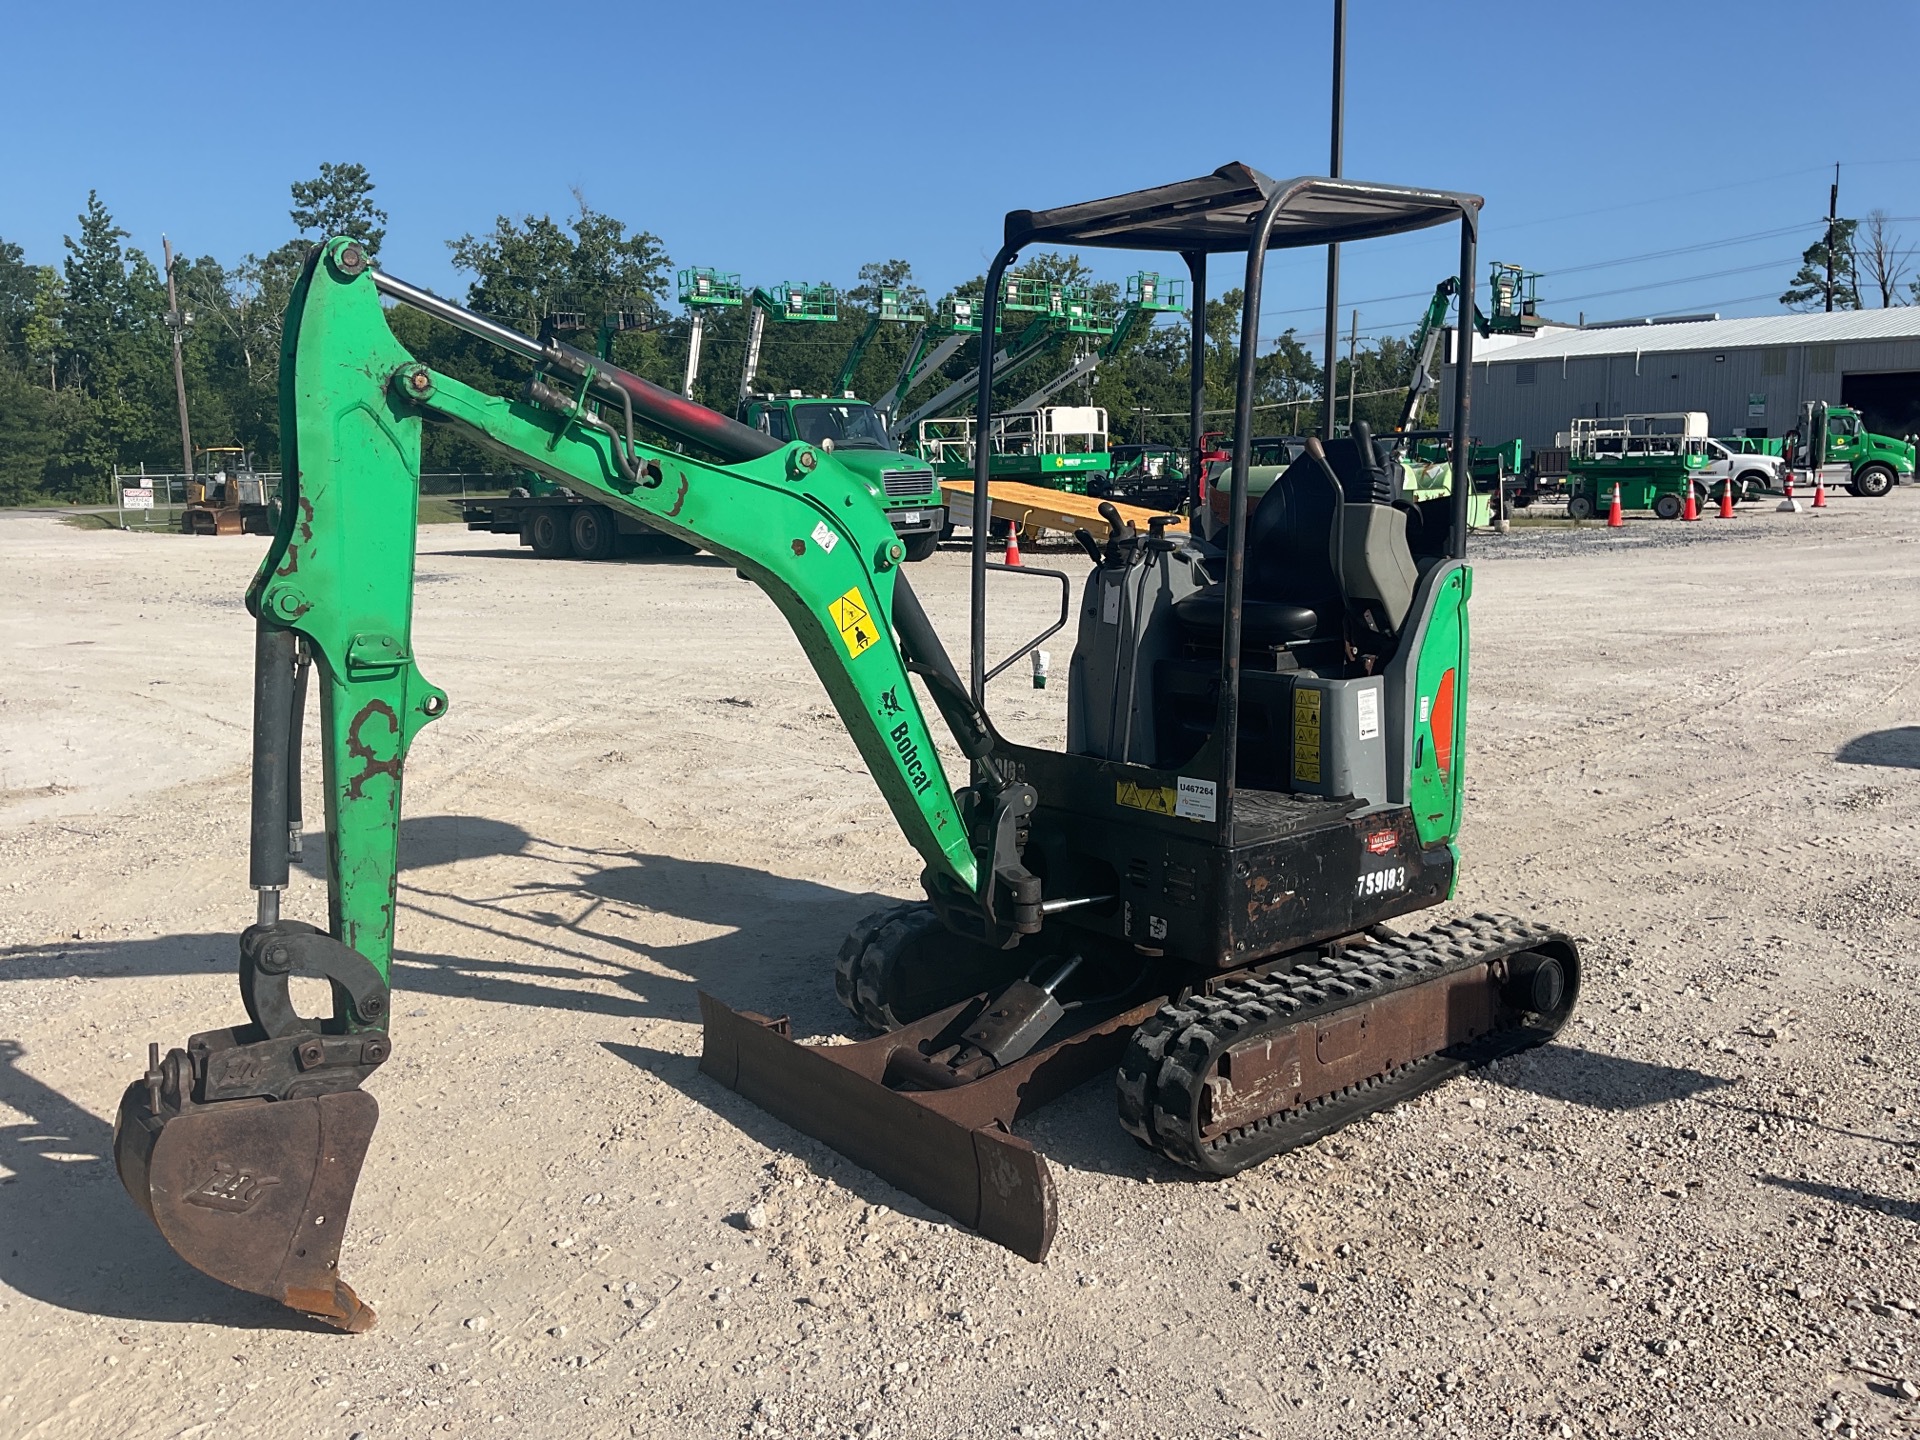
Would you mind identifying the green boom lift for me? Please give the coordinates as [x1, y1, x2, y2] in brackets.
[887, 276, 1104, 445]
[115, 166, 1581, 1335]
[834, 286, 926, 395]
[914, 273, 1190, 503]
[738, 279, 840, 406]
[1006, 272, 1188, 415]
[872, 293, 990, 429]
[676, 265, 745, 398]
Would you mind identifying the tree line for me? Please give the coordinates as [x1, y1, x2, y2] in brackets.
[1781, 210, 1918, 312]
[0, 163, 1424, 505]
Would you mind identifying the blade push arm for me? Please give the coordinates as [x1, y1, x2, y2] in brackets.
[257, 241, 982, 988]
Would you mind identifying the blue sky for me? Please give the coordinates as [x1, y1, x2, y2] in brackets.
[6, 0, 1917, 359]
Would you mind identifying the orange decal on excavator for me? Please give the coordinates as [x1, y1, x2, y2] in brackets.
[1431, 668, 1457, 776]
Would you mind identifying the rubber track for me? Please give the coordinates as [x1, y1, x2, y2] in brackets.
[1115, 912, 1578, 1175]
[834, 902, 935, 1031]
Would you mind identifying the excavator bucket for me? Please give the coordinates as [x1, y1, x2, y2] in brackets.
[113, 1061, 379, 1332]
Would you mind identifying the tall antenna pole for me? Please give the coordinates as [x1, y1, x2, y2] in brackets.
[163, 236, 195, 479]
[1826, 163, 1839, 314]
[1321, 0, 1346, 440]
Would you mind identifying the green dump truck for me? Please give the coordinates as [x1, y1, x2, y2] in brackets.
[744, 393, 946, 559]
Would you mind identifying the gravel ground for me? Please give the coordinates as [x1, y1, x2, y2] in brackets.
[3, 497, 1919, 1440]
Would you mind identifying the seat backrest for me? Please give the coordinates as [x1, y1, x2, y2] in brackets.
[1242, 453, 1343, 621]
[1242, 429, 1420, 641]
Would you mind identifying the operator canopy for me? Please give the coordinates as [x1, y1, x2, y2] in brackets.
[1002, 162, 1480, 255]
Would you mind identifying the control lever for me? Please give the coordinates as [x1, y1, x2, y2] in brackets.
[1095, 501, 1136, 567]
[1072, 527, 1103, 564]
[1350, 419, 1393, 504]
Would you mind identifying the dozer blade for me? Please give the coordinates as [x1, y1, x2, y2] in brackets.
[114, 1081, 379, 1332]
[699, 990, 1162, 1263]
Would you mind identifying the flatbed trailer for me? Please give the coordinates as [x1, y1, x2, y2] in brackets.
[456, 490, 690, 560]
[939, 478, 1186, 539]
[931, 451, 1112, 486]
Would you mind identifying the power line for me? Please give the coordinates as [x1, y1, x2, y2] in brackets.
[1492, 165, 1835, 233]
[1138, 384, 1406, 420]
[1544, 256, 1800, 306]
[1258, 222, 1826, 322]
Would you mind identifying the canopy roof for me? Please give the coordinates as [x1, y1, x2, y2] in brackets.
[1003, 163, 1479, 255]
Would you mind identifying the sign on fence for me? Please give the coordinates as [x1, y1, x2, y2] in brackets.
[122, 487, 155, 511]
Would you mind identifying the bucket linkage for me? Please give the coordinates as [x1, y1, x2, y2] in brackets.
[114, 628, 389, 1332]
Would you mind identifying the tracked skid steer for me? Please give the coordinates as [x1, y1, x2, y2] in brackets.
[115, 163, 1578, 1332]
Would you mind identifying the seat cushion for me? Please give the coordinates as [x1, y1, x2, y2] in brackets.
[1172, 587, 1318, 645]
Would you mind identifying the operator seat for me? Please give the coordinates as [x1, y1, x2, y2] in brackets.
[1172, 425, 1421, 658]
[1171, 451, 1342, 647]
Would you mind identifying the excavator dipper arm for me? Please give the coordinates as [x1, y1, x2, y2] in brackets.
[114, 238, 998, 1331]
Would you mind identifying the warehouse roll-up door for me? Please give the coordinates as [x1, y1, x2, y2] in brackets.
[1842, 371, 1920, 438]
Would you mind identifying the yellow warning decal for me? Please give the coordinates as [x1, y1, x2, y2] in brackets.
[1115, 780, 1177, 815]
[829, 587, 877, 659]
[1293, 687, 1322, 784]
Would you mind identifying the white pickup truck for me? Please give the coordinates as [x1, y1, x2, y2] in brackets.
[1699, 438, 1785, 500]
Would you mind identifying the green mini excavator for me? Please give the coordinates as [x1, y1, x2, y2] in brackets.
[115, 162, 1580, 1333]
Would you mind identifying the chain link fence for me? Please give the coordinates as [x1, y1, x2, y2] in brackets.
[108, 471, 512, 532]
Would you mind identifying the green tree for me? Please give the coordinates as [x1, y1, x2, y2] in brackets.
[63, 192, 162, 364]
[22, 268, 64, 388]
[51, 192, 173, 499]
[848, 259, 927, 314]
[449, 194, 671, 331]
[290, 162, 387, 256]
[1781, 219, 1862, 311]
[0, 240, 33, 346]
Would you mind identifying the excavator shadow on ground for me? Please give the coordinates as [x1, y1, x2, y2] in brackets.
[0, 820, 1753, 1320]
[0, 815, 895, 1324]
[2, 816, 884, 1032]
[0, 1038, 323, 1329]
[1836, 727, 1920, 769]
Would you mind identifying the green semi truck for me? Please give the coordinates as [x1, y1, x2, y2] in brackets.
[1790, 402, 1915, 497]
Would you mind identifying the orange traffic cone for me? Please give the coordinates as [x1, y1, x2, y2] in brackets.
[1682, 482, 1699, 521]
[1777, 471, 1803, 513]
[1607, 482, 1625, 528]
[1812, 472, 1827, 508]
[1004, 526, 1022, 566]
[1718, 477, 1736, 519]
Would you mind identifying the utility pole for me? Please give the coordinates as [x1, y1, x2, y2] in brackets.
[162, 236, 195, 480]
[1345, 308, 1358, 431]
[1321, 0, 1345, 441]
[1825, 163, 1839, 314]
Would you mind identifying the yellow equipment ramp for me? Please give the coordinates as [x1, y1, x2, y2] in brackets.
[939, 479, 1187, 538]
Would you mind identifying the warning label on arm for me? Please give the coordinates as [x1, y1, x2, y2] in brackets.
[829, 587, 877, 659]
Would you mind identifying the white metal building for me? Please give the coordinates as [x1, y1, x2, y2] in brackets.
[1439, 309, 1920, 453]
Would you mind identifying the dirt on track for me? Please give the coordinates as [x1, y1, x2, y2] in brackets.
[2, 503, 1919, 1440]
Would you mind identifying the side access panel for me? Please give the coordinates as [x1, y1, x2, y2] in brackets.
[1386, 561, 1471, 851]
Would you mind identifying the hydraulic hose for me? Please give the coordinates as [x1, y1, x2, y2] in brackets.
[370, 270, 779, 465]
